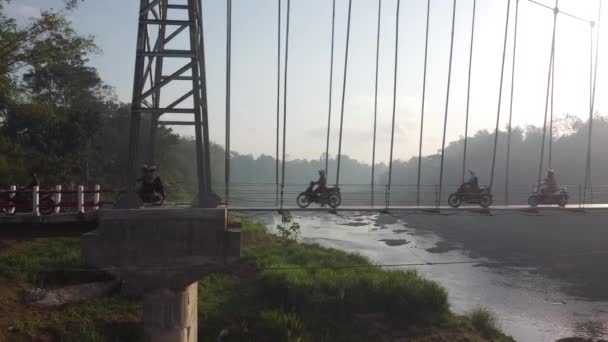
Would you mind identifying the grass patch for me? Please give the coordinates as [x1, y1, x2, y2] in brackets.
[466, 306, 502, 339]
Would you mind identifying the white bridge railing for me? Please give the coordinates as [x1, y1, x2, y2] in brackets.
[0, 185, 113, 216]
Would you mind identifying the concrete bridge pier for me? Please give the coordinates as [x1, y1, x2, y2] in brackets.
[143, 284, 198, 342]
[82, 208, 240, 342]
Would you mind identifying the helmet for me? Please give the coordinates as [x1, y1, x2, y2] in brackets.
[468, 169, 476, 177]
[148, 165, 158, 172]
[318, 169, 325, 175]
[547, 169, 554, 176]
[141, 164, 149, 171]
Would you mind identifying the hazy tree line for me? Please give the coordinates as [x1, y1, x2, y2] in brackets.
[1, 2, 605, 204]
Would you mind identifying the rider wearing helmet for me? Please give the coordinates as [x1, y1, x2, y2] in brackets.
[543, 169, 558, 194]
[313, 170, 327, 196]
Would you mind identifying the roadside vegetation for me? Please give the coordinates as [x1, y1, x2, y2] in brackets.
[0, 217, 514, 341]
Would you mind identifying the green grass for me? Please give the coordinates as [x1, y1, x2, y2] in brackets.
[0, 218, 514, 342]
[466, 307, 502, 339]
[196, 219, 452, 341]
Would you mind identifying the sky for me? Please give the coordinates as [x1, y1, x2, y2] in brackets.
[5, 0, 608, 164]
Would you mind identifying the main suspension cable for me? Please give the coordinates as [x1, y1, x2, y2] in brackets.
[437, 0, 457, 207]
[325, 0, 337, 178]
[225, 0, 232, 205]
[584, 0, 602, 204]
[548, 37, 556, 170]
[462, 0, 476, 185]
[489, 0, 512, 191]
[505, 0, 520, 205]
[371, 0, 382, 207]
[537, 1, 559, 189]
[280, 0, 291, 209]
[387, 0, 402, 204]
[275, 0, 281, 206]
[335, 0, 353, 187]
[417, 0, 431, 206]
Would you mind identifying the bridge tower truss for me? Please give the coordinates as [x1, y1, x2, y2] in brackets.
[125, 0, 216, 207]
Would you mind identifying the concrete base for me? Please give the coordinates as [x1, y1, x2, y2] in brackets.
[143, 283, 198, 342]
[190, 191, 221, 208]
[114, 191, 143, 209]
[82, 208, 240, 292]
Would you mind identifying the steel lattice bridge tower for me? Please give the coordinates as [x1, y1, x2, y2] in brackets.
[118, 0, 218, 208]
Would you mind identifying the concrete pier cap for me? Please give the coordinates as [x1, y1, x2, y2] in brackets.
[82, 208, 241, 341]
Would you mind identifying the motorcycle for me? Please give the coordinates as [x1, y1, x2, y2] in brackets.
[137, 188, 165, 206]
[447, 183, 493, 208]
[296, 182, 342, 209]
[2, 188, 56, 215]
[528, 187, 568, 207]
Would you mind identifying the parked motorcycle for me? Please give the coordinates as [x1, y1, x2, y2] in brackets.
[447, 184, 492, 208]
[296, 182, 342, 209]
[2, 188, 56, 215]
[528, 188, 568, 207]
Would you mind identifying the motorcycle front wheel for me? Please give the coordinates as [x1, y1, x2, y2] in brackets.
[528, 195, 539, 207]
[447, 194, 462, 208]
[327, 193, 341, 209]
[479, 194, 492, 208]
[4, 201, 15, 215]
[296, 193, 311, 208]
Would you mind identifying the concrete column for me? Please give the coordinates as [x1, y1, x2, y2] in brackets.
[54, 185, 62, 214]
[77, 185, 85, 214]
[142, 282, 198, 342]
[32, 186, 39, 215]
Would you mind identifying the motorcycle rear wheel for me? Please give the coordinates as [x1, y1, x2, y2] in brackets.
[327, 193, 341, 209]
[479, 194, 492, 208]
[447, 194, 462, 208]
[528, 195, 539, 207]
[152, 193, 165, 206]
[39, 198, 55, 215]
[296, 193, 311, 208]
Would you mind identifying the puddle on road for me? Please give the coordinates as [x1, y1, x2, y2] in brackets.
[256, 211, 608, 342]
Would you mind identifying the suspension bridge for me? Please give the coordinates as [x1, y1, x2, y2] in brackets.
[123, 0, 604, 212]
[1, 0, 605, 218]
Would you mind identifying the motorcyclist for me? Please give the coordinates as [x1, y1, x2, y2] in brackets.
[136, 165, 165, 198]
[463, 170, 479, 193]
[542, 169, 558, 194]
[312, 170, 327, 197]
[28, 172, 40, 188]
